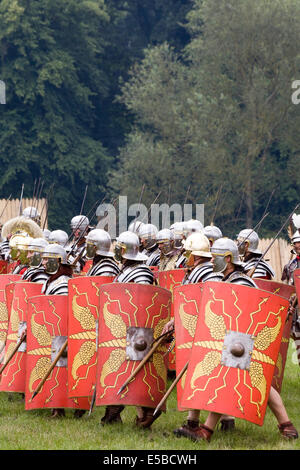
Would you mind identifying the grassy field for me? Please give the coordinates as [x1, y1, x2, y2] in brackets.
[0, 344, 299, 452]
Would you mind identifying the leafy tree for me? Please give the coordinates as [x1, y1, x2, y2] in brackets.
[110, 0, 300, 236]
[0, 0, 111, 231]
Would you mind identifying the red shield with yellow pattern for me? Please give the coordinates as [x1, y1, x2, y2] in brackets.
[294, 269, 300, 300]
[180, 281, 289, 426]
[25, 294, 90, 411]
[95, 283, 171, 408]
[0, 261, 8, 275]
[0, 275, 22, 358]
[158, 269, 186, 371]
[255, 279, 295, 394]
[68, 276, 114, 398]
[0, 282, 43, 393]
[173, 283, 203, 410]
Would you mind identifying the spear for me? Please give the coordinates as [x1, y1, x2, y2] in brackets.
[210, 185, 223, 225]
[132, 184, 146, 232]
[237, 211, 270, 248]
[0, 331, 27, 375]
[153, 361, 189, 417]
[18, 184, 24, 216]
[140, 191, 162, 225]
[248, 203, 300, 278]
[41, 183, 55, 230]
[66, 196, 105, 255]
[117, 335, 166, 396]
[255, 188, 275, 233]
[30, 338, 68, 401]
[88, 385, 97, 416]
[80, 185, 89, 215]
[30, 179, 37, 219]
[35, 179, 44, 214]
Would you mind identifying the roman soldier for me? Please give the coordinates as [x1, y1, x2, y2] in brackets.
[203, 225, 223, 247]
[236, 229, 275, 279]
[85, 228, 120, 277]
[41, 244, 73, 296]
[282, 216, 300, 285]
[157, 229, 181, 271]
[21, 237, 50, 284]
[101, 231, 158, 428]
[67, 215, 91, 273]
[22, 206, 41, 226]
[176, 238, 297, 442]
[138, 223, 160, 267]
[48, 230, 69, 247]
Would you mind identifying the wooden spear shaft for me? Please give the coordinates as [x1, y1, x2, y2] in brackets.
[117, 336, 165, 395]
[153, 360, 189, 417]
[31, 339, 68, 400]
[0, 333, 27, 375]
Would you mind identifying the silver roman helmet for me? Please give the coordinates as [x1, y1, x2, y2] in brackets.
[71, 215, 90, 236]
[114, 231, 148, 262]
[128, 220, 145, 235]
[43, 228, 51, 240]
[85, 229, 114, 259]
[42, 243, 68, 274]
[204, 225, 223, 244]
[236, 229, 261, 255]
[22, 206, 41, 225]
[170, 221, 185, 249]
[156, 228, 174, 255]
[182, 219, 204, 239]
[28, 237, 49, 267]
[138, 223, 158, 250]
[211, 237, 242, 272]
[49, 230, 69, 246]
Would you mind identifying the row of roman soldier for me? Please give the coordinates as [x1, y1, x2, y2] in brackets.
[0, 206, 299, 440]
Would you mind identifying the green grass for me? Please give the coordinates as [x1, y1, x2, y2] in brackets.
[0, 344, 300, 451]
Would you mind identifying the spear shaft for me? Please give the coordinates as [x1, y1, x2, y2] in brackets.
[0, 333, 26, 375]
[117, 336, 165, 395]
[31, 338, 68, 400]
[153, 361, 189, 416]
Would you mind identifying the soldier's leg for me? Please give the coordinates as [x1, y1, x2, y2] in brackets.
[101, 405, 125, 424]
[220, 414, 235, 431]
[135, 406, 162, 429]
[174, 409, 201, 438]
[268, 386, 298, 439]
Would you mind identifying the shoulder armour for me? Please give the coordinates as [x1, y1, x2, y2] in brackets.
[115, 264, 154, 285]
[243, 259, 275, 279]
[87, 258, 120, 277]
[226, 271, 258, 288]
[43, 275, 71, 296]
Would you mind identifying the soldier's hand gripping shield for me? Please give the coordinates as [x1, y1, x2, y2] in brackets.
[255, 279, 295, 394]
[25, 294, 90, 411]
[95, 283, 171, 409]
[158, 269, 186, 372]
[0, 282, 43, 393]
[180, 281, 289, 426]
[68, 276, 114, 398]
